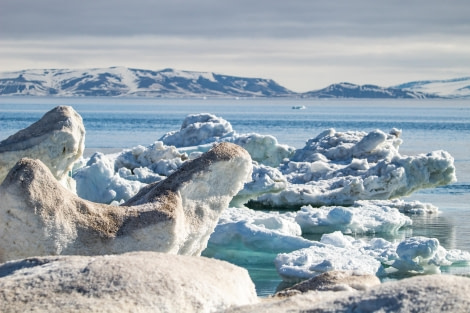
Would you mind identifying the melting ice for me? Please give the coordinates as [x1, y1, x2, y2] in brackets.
[72, 113, 470, 286]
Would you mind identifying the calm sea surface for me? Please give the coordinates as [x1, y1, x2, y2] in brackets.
[1, 97, 469, 295]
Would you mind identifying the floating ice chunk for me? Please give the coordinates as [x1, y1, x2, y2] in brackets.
[232, 163, 287, 206]
[290, 128, 402, 163]
[391, 237, 449, 274]
[274, 232, 382, 283]
[160, 113, 294, 167]
[229, 133, 295, 167]
[360, 199, 439, 214]
[204, 207, 312, 264]
[295, 201, 412, 235]
[73, 152, 144, 203]
[159, 113, 234, 147]
[115, 141, 188, 176]
[251, 128, 456, 208]
[274, 232, 470, 282]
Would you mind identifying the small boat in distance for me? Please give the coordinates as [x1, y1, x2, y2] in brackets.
[292, 105, 306, 110]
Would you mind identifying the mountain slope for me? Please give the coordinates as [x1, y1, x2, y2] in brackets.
[0, 67, 295, 98]
[0, 67, 466, 98]
[394, 77, 470, 98]
[301, 82, 435, 99]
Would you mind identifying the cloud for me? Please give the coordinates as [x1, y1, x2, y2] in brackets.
[2, 0, 469, 39]
[1, 0, 470, 91]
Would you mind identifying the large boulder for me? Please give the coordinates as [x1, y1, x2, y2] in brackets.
[0, 252, 258, 313]
[0, 105, 85, 189]
[228, 275, 470, 313]
[0, 142, 252, 262]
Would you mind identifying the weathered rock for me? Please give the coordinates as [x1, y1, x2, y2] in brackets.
[0, 142, 252, 262]
[227, 274, 470, 313]
[0, 251, 258, 313]
[274, 270, 381, 297]
[0, 105, 85, 189]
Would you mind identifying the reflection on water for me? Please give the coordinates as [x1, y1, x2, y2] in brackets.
[409, 212, 456, 250]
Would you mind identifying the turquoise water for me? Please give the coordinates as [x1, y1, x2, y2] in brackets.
[1, 97, 469, 296]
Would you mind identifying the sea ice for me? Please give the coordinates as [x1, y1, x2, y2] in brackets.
[74, 142, 187, 203]
[295, 201, 412, 234]
[73, 114, 455, 208]
[227, 133, 294, 167]
[74, 152, 145, 203]
[250, 128, 456, 207]
[204, 207, 312, 264]
[0, 106, 85, 190]
[115, 141, 188, 176]
[159, 113, 234, 147]
[273, 232, 470, 282]
[274, 232, 383, 283]
[0, 143, 253, 261]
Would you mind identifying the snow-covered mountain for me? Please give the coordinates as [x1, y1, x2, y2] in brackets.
[394, 77, 470, 99]
[0, 67, 294, 98]
[301, 82, 435, 99]
[0, 67, 467, 98]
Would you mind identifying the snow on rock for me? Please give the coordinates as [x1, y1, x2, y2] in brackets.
[250, 128, 456, 207]
[159, 113, 234, 147]
[295, 201, 412, 235]
[273, 231, 470, 283]
[0, 252, 258, 313]
[0, 105, 85, 190]
[0, 143, 252, 262]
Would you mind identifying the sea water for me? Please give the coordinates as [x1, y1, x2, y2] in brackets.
[1, 97, 469, 295]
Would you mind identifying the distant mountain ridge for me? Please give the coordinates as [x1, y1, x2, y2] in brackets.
[0, 67, 467, 98]
[300, 82, 436, 99]
[394, 77, 470, 99]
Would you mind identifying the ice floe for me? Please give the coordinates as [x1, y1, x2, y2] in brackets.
[274, 231, 470, 283]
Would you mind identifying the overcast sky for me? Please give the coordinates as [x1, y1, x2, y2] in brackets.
[1, 0, 469, 92]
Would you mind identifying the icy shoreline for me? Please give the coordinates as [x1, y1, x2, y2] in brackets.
[1, 107, 470, 312]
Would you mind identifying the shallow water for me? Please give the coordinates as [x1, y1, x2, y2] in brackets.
[1, 96, 469, 296]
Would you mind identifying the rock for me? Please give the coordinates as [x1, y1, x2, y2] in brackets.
[0, 106, 85, 190]
[0, 251, 258, 313]
[274, 270, 381, 297]
[227, 274, 470, 313]
[0, 142, 252, 262]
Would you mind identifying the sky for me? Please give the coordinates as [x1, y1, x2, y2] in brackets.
[1, 0, 470, 92]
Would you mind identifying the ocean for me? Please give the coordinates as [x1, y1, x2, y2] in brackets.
[1, 96, 469, 296]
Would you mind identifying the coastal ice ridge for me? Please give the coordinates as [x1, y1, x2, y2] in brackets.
[73, 113, 456, 208]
